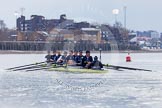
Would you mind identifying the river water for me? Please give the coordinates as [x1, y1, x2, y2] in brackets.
[0, 53, 162, 108]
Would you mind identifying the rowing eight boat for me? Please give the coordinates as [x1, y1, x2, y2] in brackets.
[7, 62, 152, 72]
[47, 67, 108, 73]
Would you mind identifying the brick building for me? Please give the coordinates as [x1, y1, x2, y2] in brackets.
[16, 14, 74, 32]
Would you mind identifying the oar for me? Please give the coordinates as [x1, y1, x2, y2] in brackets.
[11, 63, 56, 71]
[26, 67, 50, 72]
[12, 64, 45, 71]
[7, 61, 46, 70]
[26, 65, 66, 72]
[104, 64, 152, 72]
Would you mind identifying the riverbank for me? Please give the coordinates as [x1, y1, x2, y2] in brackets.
[0, 50, 46, 54]
[1, 49, 162, 54]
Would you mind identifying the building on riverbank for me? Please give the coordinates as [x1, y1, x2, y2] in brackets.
[8, 14, 143, 51]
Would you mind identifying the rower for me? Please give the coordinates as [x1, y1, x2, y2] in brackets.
[50, 50, 57, 63]
[90, 56, 103, 70]
[66, 50, 75, 65]
[126, 53, 131, 62]
[45, 50, 52, 63]
[55, 51, 62, 61]
[56, 51, 68, 64]
[82, 50, 93, 69]
[73, 50, 78, 63]
[76, 50, 84, 66]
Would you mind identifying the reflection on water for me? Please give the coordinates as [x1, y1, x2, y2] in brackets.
[0, 53, 162, 108]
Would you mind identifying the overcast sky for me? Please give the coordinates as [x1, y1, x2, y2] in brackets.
[0, 0, 162, 32]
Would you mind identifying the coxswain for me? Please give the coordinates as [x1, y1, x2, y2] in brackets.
[126, 53, 131, 62]
[76, 50, 84, 66]
[82, 50, 93, 69]
[90, 56, 103, 70]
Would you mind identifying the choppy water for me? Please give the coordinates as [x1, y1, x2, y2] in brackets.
[0, 53, 162, 108]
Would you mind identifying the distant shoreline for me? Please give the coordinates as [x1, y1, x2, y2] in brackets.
[0, 50, 162, 54]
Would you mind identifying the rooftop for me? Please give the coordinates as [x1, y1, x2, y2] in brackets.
[81, 28, 100, 31]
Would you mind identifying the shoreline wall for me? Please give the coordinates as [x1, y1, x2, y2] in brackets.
[0, 41, 140, 51]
